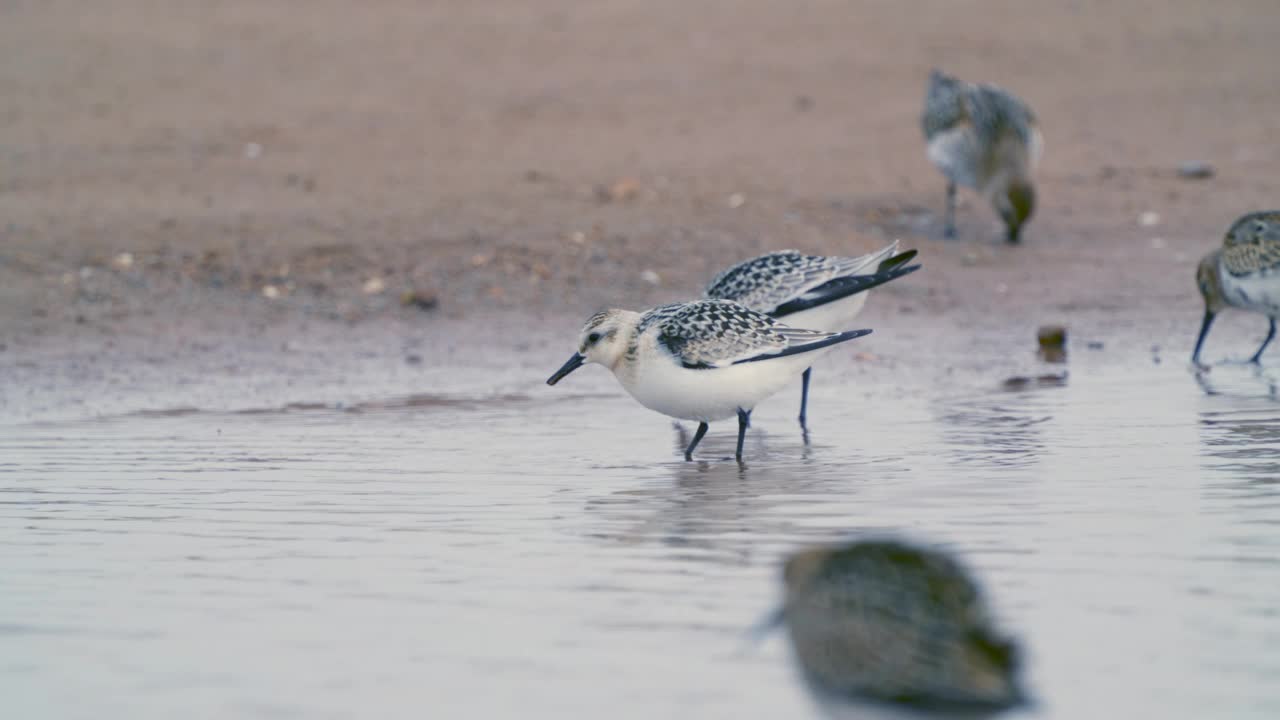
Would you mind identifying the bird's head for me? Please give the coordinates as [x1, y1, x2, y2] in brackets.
[546, 309, 635, 385]
[994, 178, 1036, 243]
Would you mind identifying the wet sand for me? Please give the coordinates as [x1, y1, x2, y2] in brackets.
[3, 1, 1280, 420]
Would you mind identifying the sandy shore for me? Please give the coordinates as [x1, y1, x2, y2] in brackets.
[2, 1, 1279, 421]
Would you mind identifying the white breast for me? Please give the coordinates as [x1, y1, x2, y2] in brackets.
[613, 333, 827, 423]
[1222, 267, 1280, 315]
[926, 127, 981, 189]
[1027, 127, 1044, 170]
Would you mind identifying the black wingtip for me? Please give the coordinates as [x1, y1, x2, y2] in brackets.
[735, 328, 872, 364]
[772, 264, 922, 318]
[876, 249, 919, 273]
[836, 328, 873, 342]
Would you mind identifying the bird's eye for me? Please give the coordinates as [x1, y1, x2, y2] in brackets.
[587, 332, 601, 344]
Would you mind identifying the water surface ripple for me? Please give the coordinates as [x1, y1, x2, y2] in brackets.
[3, 364, 1280, 719]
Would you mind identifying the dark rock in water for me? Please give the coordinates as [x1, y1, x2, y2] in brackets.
[1002, 376, 1032, 390]
[400, 290, 439, 312]
[1002, 372, 1068, 391]
[1177, 162, 1214, 180]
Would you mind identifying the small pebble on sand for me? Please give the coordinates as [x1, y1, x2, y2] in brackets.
[640, 269, 661, 285]
[610, 178, 641, 202]
[400, 290, 439, 311]
[362, 277, 386, 295]
[1177, 161, 1214, 180]
[727, 193, 746, 209]
[1139, 211, 1160, 227]
[262, 285, 281, 299]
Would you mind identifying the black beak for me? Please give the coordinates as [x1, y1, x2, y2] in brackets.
[546, 353, 586, 386]
[1192, 309, 1216, 366]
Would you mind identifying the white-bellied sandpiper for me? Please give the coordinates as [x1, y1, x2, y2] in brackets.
[758, 538, 1027, 717]
[545, 300, 871, 461]
[1194, 210, 1280, 366]
[922, 70, 1042, 243]
[705, 240, 919, 427]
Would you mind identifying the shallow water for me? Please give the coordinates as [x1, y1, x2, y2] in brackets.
[4, 361, 1280, 719]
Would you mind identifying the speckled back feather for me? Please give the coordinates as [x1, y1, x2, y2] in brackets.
[631, 300, 844, 369]
[1221, 211, 1280, 277]
[706, 245, 897, 314]
[923, 70, 1037, 149]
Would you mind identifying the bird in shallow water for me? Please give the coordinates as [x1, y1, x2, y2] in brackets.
[1194, 210, 1280, 367]
[922, 70, 1042, 243]
[545, 300, 871, 462]
[759, 538, 1027, 717]
[705, 240, 920, 428]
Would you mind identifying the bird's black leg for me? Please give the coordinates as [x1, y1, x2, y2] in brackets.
[1192, 309, 1216, 367]
[798, 367, 812, 429]
[736, 408, 750, 462]
[1252, 317, 1277, 364]
[944, 181, 957, 239]
[684, 422, 709, 461]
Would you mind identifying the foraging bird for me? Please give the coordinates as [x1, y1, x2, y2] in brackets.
[545, 300, 871, 461]
[761, 539, 1026, 717]
[705, 241, 920, 428]
[922, 70, 1042, 243]
[1193, 210, 1280, 367]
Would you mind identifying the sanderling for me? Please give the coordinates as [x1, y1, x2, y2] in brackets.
[705, 240, 920, 427]
[758, 538, 1026, 717]
[1194, 210, 1280, 366]
[545, 300, 871, 461]
[922, 69, 1042, 243]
